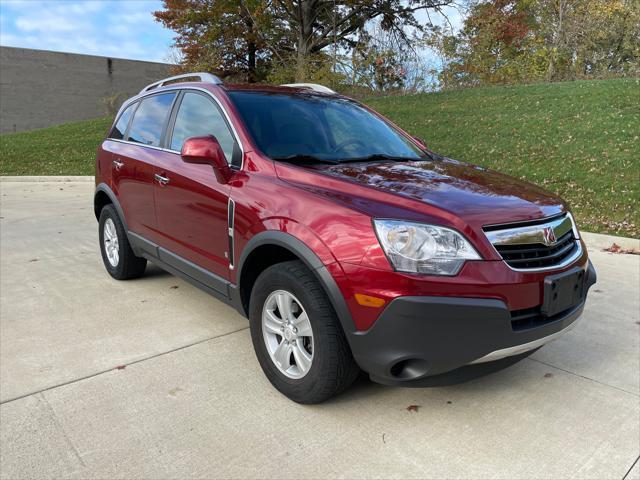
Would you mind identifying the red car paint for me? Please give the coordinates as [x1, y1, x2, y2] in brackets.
[96, 82, 590, 333]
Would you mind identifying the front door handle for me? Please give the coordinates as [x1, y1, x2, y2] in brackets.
[154, 173, 170, 185]
[113, 159, 124, 171]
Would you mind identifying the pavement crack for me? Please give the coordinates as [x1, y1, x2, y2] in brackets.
[527, 357, 639, 397]
[623, 455, 639, 480]
[39, 392, 86, 467]
[0, 326, 249, 405]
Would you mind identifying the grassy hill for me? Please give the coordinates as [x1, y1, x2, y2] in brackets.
[1, 78, 638, 237]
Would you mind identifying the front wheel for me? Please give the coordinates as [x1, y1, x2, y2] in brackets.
[249, 261, 359, 404]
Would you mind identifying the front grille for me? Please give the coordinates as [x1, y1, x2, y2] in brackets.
[495, 230, 577, 269]
[484, 213, 581, 270]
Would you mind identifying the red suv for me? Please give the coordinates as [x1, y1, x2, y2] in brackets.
[95, 73, 596, 403]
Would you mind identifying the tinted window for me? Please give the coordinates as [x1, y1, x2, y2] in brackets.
[109, 103, 135, 140]
[227, 91, 424, 162]
[127, 93, 176, 147]
[170, 92, 235, 163]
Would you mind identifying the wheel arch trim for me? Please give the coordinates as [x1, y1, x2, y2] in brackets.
[235, 231, 357, 334]
[94, 183, 138, 253]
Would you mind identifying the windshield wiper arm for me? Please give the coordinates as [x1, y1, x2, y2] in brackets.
[272, 154, 340, 165]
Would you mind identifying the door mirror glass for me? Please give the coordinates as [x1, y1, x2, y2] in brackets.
[181, 135, 231, 183]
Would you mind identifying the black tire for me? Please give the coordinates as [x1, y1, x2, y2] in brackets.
[249, 260, 360, 404]
[98, 204, 146, 280]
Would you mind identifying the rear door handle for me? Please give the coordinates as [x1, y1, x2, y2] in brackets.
[154, 173, 170, 185]
[112, 159, 124, 171]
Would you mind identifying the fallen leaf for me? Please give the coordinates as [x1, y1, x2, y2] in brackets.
[115, 365, 126, 370]
[603, 243, 639, 255]
[170, 285, 179, 289]
[544, 373, 553, 378]
[168, 387, 183, 397]
[406, 405, 420, 412]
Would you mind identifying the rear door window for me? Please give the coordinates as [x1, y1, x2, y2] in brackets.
[169, 92, 236, 164]
[108, 103, 135, 140]
[127, 93, 176, 147]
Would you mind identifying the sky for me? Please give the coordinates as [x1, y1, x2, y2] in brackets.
[0, 0, 464, 65]
[0, 0, 175, 62]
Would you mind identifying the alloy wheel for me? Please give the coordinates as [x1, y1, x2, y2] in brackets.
[103, 218, 120, 267]
[262, 290, 314, 379]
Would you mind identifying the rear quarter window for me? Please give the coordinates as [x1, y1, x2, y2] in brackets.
[126, 93, 176, 147]
[108, 103, 135, 140]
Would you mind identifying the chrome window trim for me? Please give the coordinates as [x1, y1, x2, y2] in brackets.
[106, 138, 175, 154]
[484, 213, 583, 272]
[114, 85, 245, 169]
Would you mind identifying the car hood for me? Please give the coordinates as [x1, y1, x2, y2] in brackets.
[311, 156, 566, 226]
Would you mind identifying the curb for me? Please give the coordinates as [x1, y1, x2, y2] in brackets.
[0, 176, 94, 182]
[581, 231, 639, 253]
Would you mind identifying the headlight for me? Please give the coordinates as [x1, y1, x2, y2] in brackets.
[373, 219, 481, 275]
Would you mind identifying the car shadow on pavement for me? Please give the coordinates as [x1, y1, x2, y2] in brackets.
[141, 263, 173, 279]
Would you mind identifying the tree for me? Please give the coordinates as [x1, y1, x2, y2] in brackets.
[348, 21, 436, 93]
[275, 0, 454, 81]
[155, 0, 455, 83]
[154, 0, 292, 82]
[432, 0, 545, 88]
[434, 0, 639, 88]
[538, 0, 640, 80]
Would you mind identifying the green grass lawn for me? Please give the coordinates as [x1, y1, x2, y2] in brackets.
[1, 78, 638, 237]
[0, 116, 112, 176]
[366, 78, 639, 238]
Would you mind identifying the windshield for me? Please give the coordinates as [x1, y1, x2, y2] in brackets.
[226, 91, 426, 163]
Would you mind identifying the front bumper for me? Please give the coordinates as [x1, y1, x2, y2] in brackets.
[348, 261, 596, 386]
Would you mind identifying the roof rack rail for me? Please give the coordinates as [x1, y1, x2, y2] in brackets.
[281, 83, 336, 94]
[140, 72, 223, 94]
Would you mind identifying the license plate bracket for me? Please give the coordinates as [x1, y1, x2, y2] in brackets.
[542, 268, 586, 317]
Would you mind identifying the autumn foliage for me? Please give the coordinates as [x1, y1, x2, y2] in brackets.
[434, 0, 640, 89]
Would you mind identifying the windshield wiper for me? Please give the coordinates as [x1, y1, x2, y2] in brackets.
[337, 154, 421, 164]
[272, 154, 340, 165]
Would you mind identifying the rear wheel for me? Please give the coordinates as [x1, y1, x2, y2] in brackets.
[98, 205, 146, 280]
[249, 260, 359, 403]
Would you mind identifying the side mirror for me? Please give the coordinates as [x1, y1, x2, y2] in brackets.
[181, 135, 231, 183]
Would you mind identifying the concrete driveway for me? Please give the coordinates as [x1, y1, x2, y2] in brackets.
[1, 179, 638, 480]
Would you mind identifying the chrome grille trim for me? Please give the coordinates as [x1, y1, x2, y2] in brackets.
[485, 214, 575, 246]
[484, 213, 582, 272]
